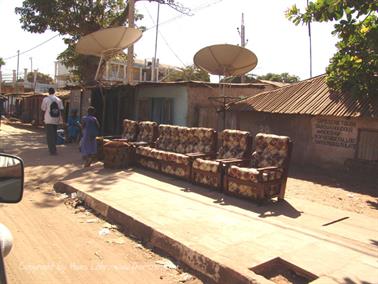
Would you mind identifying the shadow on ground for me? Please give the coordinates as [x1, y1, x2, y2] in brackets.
[289, 165, 378, 197]
[129, 168, 302, 219]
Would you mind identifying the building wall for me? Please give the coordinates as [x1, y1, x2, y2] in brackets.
[232, 111, 378, 168]
[187, 84, 271, 130]
[135, 85, 188, 126]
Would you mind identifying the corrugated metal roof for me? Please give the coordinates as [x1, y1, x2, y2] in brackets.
[229, 75, 378, 118]
[21, 90, 71, 99]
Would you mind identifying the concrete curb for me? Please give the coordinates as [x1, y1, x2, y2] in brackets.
[54, 181, 264, 284]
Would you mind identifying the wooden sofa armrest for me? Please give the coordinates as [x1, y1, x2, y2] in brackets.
[103, 135, 122, 140]
[130, 141, 149, 147]
[186, 152, 207, 158]
[216, 158, 245, 164]
[113, 138, 130, 142]
[257, 166, 281, 172]
[217, 158, 250, 166]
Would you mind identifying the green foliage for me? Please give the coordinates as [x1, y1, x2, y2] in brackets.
[257, 72, 300, 83]
[26, 72, 54, 84]
[0, 57, 5, 68]
[163, 65, 210, 82]
[287, 0, 378, 98]
[219, 74, 258, 83]
[16, 0, 188, 84]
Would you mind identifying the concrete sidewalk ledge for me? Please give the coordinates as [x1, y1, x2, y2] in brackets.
[54, 166, 378, 284]
[54, 181, 268, 284]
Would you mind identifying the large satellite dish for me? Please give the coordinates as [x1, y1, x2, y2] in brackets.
[193, 44, 258, 77]
[75, 26, 142, 81]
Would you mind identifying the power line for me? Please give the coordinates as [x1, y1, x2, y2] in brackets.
[4, 34, 60, 61]
[144, 0, 224, 31]
[144, 4, 186, 67]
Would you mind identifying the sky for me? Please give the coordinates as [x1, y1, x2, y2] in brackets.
[0, 0, 338, 82]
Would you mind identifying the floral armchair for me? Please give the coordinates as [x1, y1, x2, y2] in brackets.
[136, 125, 217, 179]
[224, 133, 293, 202]
[191, 129, 252, 190]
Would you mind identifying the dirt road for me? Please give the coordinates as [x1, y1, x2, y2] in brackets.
[0, 123, 202, 284]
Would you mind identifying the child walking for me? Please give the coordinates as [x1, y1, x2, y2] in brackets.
[80, 106, 100, 167]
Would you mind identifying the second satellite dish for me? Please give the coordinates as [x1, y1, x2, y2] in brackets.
[193, 44, 258, 77]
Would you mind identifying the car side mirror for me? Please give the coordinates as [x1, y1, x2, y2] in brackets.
[0, 154, 24, 203]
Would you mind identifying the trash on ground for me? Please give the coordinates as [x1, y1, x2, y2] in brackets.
[74, 207, 86, 214]
[71, 192, 77, 198]
[102, 222, 118, 230]
[86, 218, 98, 223]
[134, 244, 143, 249]
[57, 193, 68, 200]
[99, 228, 110, 236]
[106, 237, 125, 244]
[155, 259, 177, 269]
[179, 273, 194, 283]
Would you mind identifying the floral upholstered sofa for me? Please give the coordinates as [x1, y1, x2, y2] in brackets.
[136, 125, 217, 179]
[224, 133, 292, 202]
[191, 129, 252, 190]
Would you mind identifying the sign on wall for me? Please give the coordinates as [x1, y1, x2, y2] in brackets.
[312, 117, 357, 149]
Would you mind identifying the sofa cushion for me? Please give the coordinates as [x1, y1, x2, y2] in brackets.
[193, 171, 219, 187]
[192, 158, 220, 173]
[122, 119, 138, 141]
[137, 121, 157, 143]
[136, 146, 156, 158]
[218, 130, 250, 159]
[156, 124, 174, 150]
[188, 128, 216, 154]
[138, 157, 160, 171]
[252, 133, 290, 168]
[167, 152, 190, 165]
[161, 164, 189, 177]
[228, 165, 283, 182]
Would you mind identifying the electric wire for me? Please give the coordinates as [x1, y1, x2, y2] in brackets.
[3, 34, 60, 61]
[143, 4, 186, 67]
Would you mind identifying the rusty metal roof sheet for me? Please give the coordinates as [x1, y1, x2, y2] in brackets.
[229, 75, 378, 118]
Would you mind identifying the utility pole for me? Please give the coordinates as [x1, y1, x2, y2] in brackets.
[29, 57, 33, 76]
[307, 0, 313, 78]
[16, 50, 20, 94]
[241, 13, 245, 48]
[127, 0, 135, 85]
[239, 13, 246, 83]
[152, 3, 160, 82]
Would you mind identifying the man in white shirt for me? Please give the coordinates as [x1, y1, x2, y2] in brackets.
[40, 88, 64, 155]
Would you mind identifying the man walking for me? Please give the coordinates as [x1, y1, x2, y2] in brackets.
[41, 87, 64, 155]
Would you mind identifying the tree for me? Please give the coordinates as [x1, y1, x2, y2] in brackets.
[220, 74, 258, 83]
[26, 72, 54, 84]
[287, 1, 378, 98]
[257, 72, 300, 83]
[0, 57, 5, 71]
[163, 65, 210, 82]
[16, 0, 189, 84]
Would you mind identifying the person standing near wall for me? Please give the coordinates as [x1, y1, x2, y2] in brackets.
[41, 87, 64, 155]
[80, 106, 100, 167]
